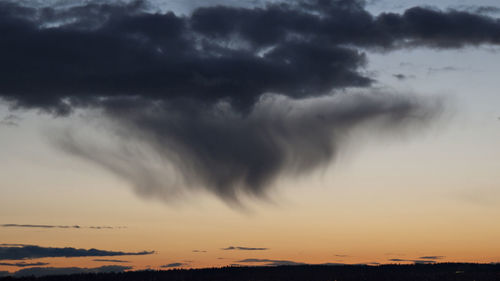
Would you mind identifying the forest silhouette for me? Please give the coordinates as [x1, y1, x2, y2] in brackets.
[1, 263, 500, 281]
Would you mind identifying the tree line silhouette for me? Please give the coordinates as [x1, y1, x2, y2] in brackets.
[2, 263, 500, 281]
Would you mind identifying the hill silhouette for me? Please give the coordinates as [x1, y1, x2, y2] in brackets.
[1, 263, 500, 281]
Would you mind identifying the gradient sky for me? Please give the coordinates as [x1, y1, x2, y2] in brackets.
[1, 0, 500, 275]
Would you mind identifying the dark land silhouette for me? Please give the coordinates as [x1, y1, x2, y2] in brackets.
[2, 263, 500, 281]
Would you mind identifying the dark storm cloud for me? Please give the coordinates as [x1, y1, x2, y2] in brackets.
[2, 0, 499, 113]
[0, 245, 154, 260]
[0, 262, 49, 267]
[222, 246, 268, 251]
[161, 263, 187, 268]
[0, 224, 123, 229]
[0, 0, 372, 113]
[10, 265, 132, 277]
[2, 0, 497, 203]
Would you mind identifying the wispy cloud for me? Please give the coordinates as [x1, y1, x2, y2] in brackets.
[319, 263, 348, 266]
[427, 66, 461, 75]
[419, 256, 445, 260]
[0, 244, 154, 260]
[1, 224, 125, 230]
[161, 263, 188, 268]
[222, 246, 268, 251]
[192, 250, 207, 253]
[453, 5, 500, 15]
[388, 258, 440, 264]
[393, 74, 407, 80]
[93, 259, 129, 263]
[0, 114, 21, 127]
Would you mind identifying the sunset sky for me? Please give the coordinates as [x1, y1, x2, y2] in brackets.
[1, 0, 500, 276]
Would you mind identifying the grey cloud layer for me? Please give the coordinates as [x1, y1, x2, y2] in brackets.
[1, 0, 497, 203]
[1, 0, 499, 112]
[0, 245, 154, 260]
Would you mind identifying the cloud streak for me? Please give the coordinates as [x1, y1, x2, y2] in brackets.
[388, 257, 442, 264]
[0, 244, 154, 260]
[419, 256, 445, 260]
[222, 246, 268, 251]
[1, 224, 125, 230]
[93, 259, 130, 263]
[0, 262, 49, 268]
[161, 263, 188, 268]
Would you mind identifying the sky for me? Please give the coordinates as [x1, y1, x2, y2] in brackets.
[1, 0, 500, 276]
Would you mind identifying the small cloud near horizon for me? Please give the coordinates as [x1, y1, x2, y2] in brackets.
[93, 259, 130, 263]
[222, 246, 268, 251]
[419, 256, 445, 260]
[0, 262, 50, 267]
[389, 258, 438, 264]
[161, 263, 188, 268]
